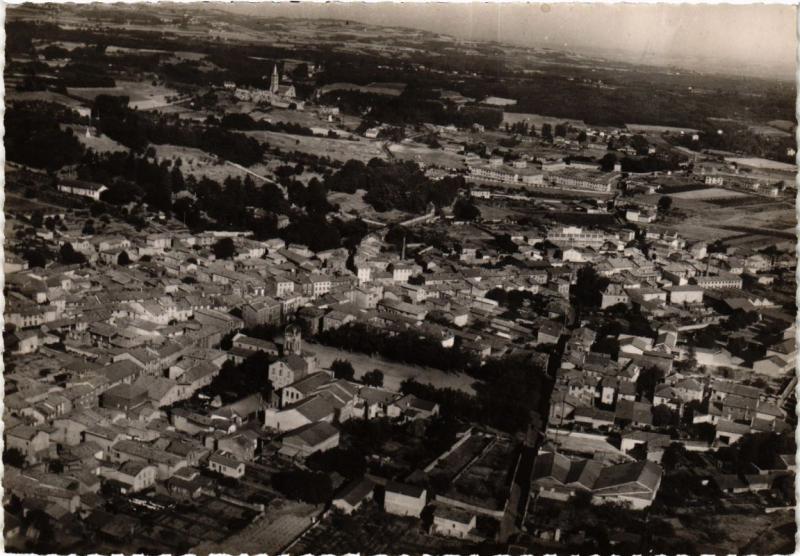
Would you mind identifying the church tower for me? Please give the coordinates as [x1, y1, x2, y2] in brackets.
[270, 64, 280, 94]
[284, 323, 302, 356]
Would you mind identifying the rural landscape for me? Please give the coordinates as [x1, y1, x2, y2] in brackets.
[2, 3, 797, 555]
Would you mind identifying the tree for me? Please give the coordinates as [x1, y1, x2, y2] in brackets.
[630, 134, 649, 154]
[657, 195, 673, 214]
[82, 219, 95, 235]
[600, 153, 618, 172]
[652, 404, 678, 427]
[661, 443, 688, 471]
[272, 470, 332, 503]
[362, 369, 384, 387]
[117, 251, 131, 266]
[636, 367, 662, 401]
[574, 265, 609, 309]
[23, 247, 51, 268]
[3, 447, 26, 468]
[59, 243, 87, 265]
[541, 123, 553, 142]
[212, 237, 236, 260]
[331, 359, 355, 381]
[452, 198, 480, 221]
[306, 447, 366, 480]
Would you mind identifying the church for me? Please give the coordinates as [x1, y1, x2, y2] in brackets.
[232, 64, 302, 108]
[269, 64, 295, 99]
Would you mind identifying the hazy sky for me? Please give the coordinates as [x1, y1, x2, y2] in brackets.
[220, 3, 797, 79]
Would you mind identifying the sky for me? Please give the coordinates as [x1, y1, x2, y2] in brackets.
[219, 3, 797, 79]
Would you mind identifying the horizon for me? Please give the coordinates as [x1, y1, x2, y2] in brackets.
[217, 2, 797, 81]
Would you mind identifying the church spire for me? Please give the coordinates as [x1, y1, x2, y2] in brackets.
[270, 64, 279, 94]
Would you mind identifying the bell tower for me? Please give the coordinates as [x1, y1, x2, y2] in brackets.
[284, 323, 302, 356]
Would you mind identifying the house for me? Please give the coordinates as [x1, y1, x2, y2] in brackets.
[279, 421, 340, 458]
[431, 504, 477, 539]
[333, 477, 375, 514]
[58, 179, 108, 200]
[6, 425, 50, 464]
[392, 394, 439, 421]
[217, 431, 259, 462]
[269, 355, 313, 389]
[101, 384, 148, 412]
[242, 298, 283, 327]
[533, 451, 663, 509]
[384, 481, 427, 517]
[615, 399, 653, 428]
[754, 355, 791, 377]
[98, 461, 157, 493]
[279, 372, 336, 408]
[573, 407, 615, 430]
[715, 419, 750, 445]
[168, 466, 210, 499]
[537, 320, 563, 345]
[620, 431, 671, 457]
[712, 474, 749, 494]
[666, 285, 704, 305]
[591, 460, 663, 509]
[601, 284, 629, 309]
[208, 451, 245, 479]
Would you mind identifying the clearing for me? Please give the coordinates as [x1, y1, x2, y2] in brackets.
[304, 341, 477, 395]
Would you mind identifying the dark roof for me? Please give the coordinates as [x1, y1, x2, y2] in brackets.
[334, 477, 375, 506]
[386, 480, 425, 499]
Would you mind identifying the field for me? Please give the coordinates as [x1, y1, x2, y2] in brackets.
[243, 130, 386, 163]
[626, 123, 699, 134]
[726, 157, 797, 172]
[304, 341, 477, 395]
[652, 191, 795, 246]
[502, 111, 584, 128]
[389, 143, 467, 169]
[670, 187, 748, 200]
[68, 80, 181, 110]
[7, 90, 88, 111]
[152, 144, 271, 183]
[62, 124, 128, 154]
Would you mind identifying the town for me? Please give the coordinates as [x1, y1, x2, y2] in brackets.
[3, 3, 797, 554]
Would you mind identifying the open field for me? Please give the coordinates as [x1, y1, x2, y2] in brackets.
[389, 143, 467, 169]
[670, 187, 748, 200]
[502, 111, 584, 128]
[304, 341, 477, 395]
[653, 191, 795, 245]
[7, 90, 88, 111]
[725, 157, 797, 172]
[62, 124, 128, 154]
[68, 80, 181, 110]
[244, 130, 386, 163]
[152, 144, 271, 183]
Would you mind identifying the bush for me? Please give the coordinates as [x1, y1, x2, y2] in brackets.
[331, 359, 355, 381]
[272, 470, 332, 503]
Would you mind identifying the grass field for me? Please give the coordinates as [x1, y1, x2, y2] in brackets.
[389, 143, 467, 169]
[670, 187, 748, 200]
[68, 80, 180, 110]
[7, 90, 88, 111]
[304, 341, 477, 395]
[62, 124, 128, 154]
[244, 130, 386, 163]
[153, 144, 271, 183]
